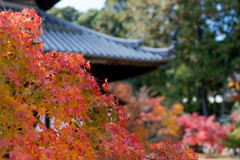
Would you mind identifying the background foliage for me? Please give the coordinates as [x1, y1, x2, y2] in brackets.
[50, 0, 240, 115]
[109, 82, 236, 154]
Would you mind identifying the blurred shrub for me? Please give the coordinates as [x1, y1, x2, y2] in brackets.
[177, 113, 235, 153]
[223, 127, 240, 155]
[223, 102, 240, 155]
[230, 102, 240, 124]
[109, 82, 183, 145]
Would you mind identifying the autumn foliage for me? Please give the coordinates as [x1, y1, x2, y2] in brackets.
[109, 82, 237, 154]
[0, 9, 197, 159]
[177, 113, 235, 153]
[148, 140, 198, 160]
[109, 84, 183, 143]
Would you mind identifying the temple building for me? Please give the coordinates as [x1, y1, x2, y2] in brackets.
[2, 0, 174, 82]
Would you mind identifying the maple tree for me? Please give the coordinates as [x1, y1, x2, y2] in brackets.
[177, 113, 235, 153]
[109, 83, 183, 144]
[0, 9, 197, 159]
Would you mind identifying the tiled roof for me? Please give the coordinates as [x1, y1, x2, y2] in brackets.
[2, 2, 174, 67]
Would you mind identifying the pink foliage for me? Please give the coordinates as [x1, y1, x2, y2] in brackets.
[231, 113, 240, 123]
[177, 113, 235, 153]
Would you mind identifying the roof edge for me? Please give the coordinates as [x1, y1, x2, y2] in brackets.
[139, 44, 174, 54]
[87, 57, 171, 67]
[38, 9, 144, 47]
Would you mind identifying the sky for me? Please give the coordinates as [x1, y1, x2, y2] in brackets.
[54, 0, 106, 12]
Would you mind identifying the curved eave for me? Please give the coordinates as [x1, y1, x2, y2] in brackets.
[83, 56, 172, 67]
[138, 45, 174, 54]
[38, 9, 145, 48]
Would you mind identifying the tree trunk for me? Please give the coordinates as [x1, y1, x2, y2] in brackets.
[198, 87, 208, 116]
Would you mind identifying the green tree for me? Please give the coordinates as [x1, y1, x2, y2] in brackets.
[48, 7, 98, 28]
[48, 7, 82, 22]
[168, 0, 239, 115]
[93, 0, 174, 47]
[76, 9, 98, 28]
[127, 0, 239, 115]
